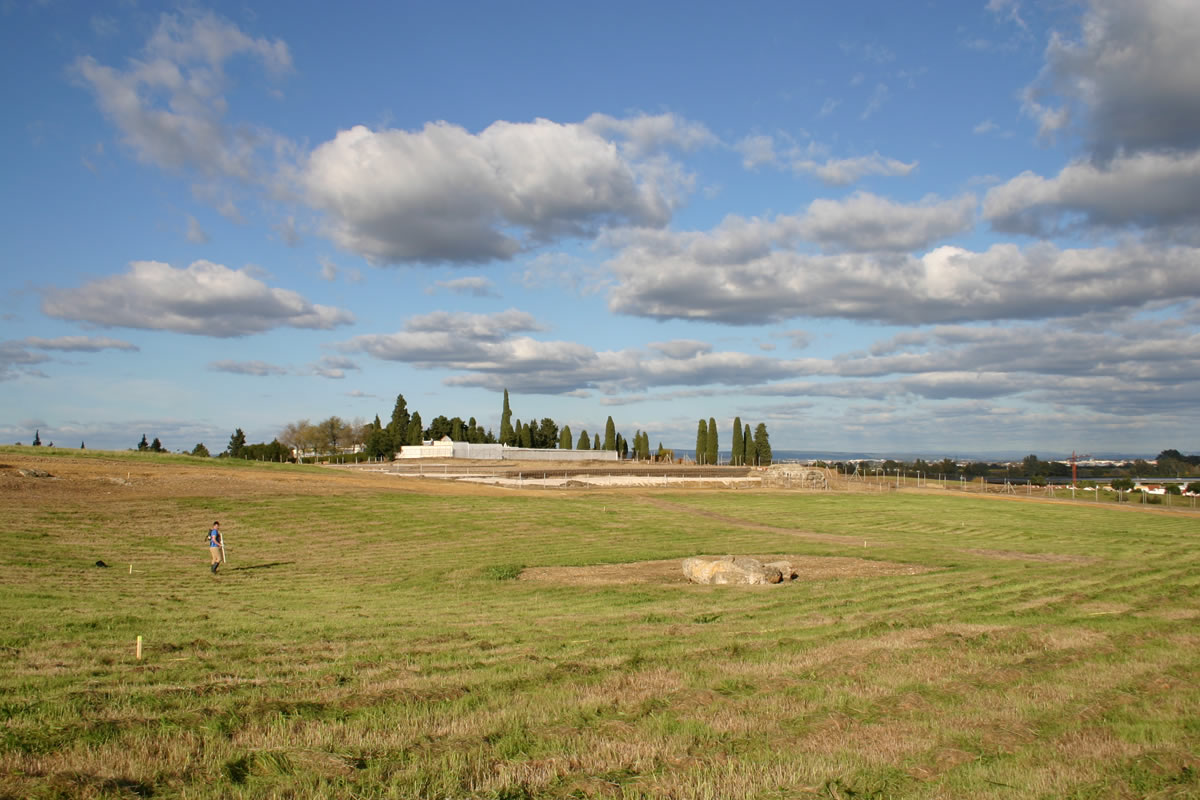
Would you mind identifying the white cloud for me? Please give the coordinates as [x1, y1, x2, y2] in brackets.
[818, 98, 840, 118]
[431, 276, 499, 297]
[796, 192, 976, 252]
[310, 355, 359, 379]
[73, 10, 291, 180]
[23, 336, 138, 352]
[301, 118, 686, 265]
[318, 256, 338, 281]
[0, 341, 50, 381]
[791, 152, 917, 185]
[731, 133, 916, 186]
[860, 83, 890, 120]
[42, 260, 355, 337]
[973, 120, 998, 135]
[186, 215, 210, 244]
[734, 134, 778, 170]
[987, 0, 1027, 29]
[1025, 0, 1200, 156]
[208, 359, 288, 376]
[648, 340, 713, 359]
[984, 149, 1200, 237]
[1, 336, 138, 381]
[582, 112, 717, 157]
[604, 225, 1200, 325]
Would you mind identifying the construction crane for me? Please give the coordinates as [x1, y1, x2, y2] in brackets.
[1070, 451, 1091, 487]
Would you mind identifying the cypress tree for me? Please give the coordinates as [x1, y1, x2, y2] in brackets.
[387, 394, 409, 454]
[593, 433, 600, 450]
[695, 419, 707, 464]
[753, 423, 772, 466]
[407, 412, 423, 446]
[706, 417, 718, 466]
[577, 429, 590, 450]
[731, 417, 743, 466]
[560, 425, 572, 449]
[743, 423, 753, 466]
[500, 389, 514, 446]
[603, 416, 616, 450]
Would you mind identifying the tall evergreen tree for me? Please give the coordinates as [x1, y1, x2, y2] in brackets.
[695, 419, 707, 464]
[706, 417, 718, 466]
[593, 433, 600, 450]
[536, 418, 559, 449]
[520, 423, 533, 448]
[387, 394, 410, 454]
[559, 425, 573, 449]
[32, 430, 41, 447]
[365, 415, 391, 459]
[500, 389, 514, 446]
[603, 416, 616, 450]
[743, 423, 753, 466]
[227, 429, 246, 457]
[617, 433, 627, 459]
[138, 433, 149, 451]
[731, 417, 743, 466]
[577, 429, 590, 450]
[753, 423, 772, 466]
[150, 437, 164, 453]
[406, 412, 423, 446]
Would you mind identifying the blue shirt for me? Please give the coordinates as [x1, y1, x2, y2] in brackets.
[209, 528, 221, 547]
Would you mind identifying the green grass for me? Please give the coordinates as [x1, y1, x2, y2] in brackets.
[1, 457, 1197, 798]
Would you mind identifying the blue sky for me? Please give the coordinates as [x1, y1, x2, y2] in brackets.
[2, 0, 1198, 457]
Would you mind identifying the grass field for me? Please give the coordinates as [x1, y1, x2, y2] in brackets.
[1, 449, 1197, 799]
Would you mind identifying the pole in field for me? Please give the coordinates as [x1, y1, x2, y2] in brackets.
[136, 635, 142, 660]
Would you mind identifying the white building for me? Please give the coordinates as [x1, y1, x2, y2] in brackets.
[397, 436, 618, 462]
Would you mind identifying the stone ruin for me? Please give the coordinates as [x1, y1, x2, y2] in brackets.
[761, 464, 830, 489]
[682, 556, 799, 585]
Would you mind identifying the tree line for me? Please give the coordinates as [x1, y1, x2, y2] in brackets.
[695, 416, 773, 466]
[199, 388, 772, 465]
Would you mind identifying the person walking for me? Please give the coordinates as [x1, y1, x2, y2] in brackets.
[208, 521, 222, 574]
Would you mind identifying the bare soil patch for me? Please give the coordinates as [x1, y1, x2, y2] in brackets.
[518, 555, 934, 585]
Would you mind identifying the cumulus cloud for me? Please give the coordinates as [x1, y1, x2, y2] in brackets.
[984, 149, 1200, 237]
[73, 10, 291, 180]
[582, 112, 717, 157]
[301, 118, 686, 265]
[604, 225, 1200, 325]
[796, 192, 976, 252]
[42, 260, 355, 337]
[1024, 0, 1200, 156]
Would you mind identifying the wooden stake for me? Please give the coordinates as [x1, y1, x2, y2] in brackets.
[136, 635, 142, 660]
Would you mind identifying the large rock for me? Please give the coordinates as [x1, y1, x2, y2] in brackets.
[682, 556, 783, 585]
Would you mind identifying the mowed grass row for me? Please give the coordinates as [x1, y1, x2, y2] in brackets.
[1, 468, 1198, 799]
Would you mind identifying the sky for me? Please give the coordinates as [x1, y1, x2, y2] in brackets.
[2, 0, 1198, 458]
